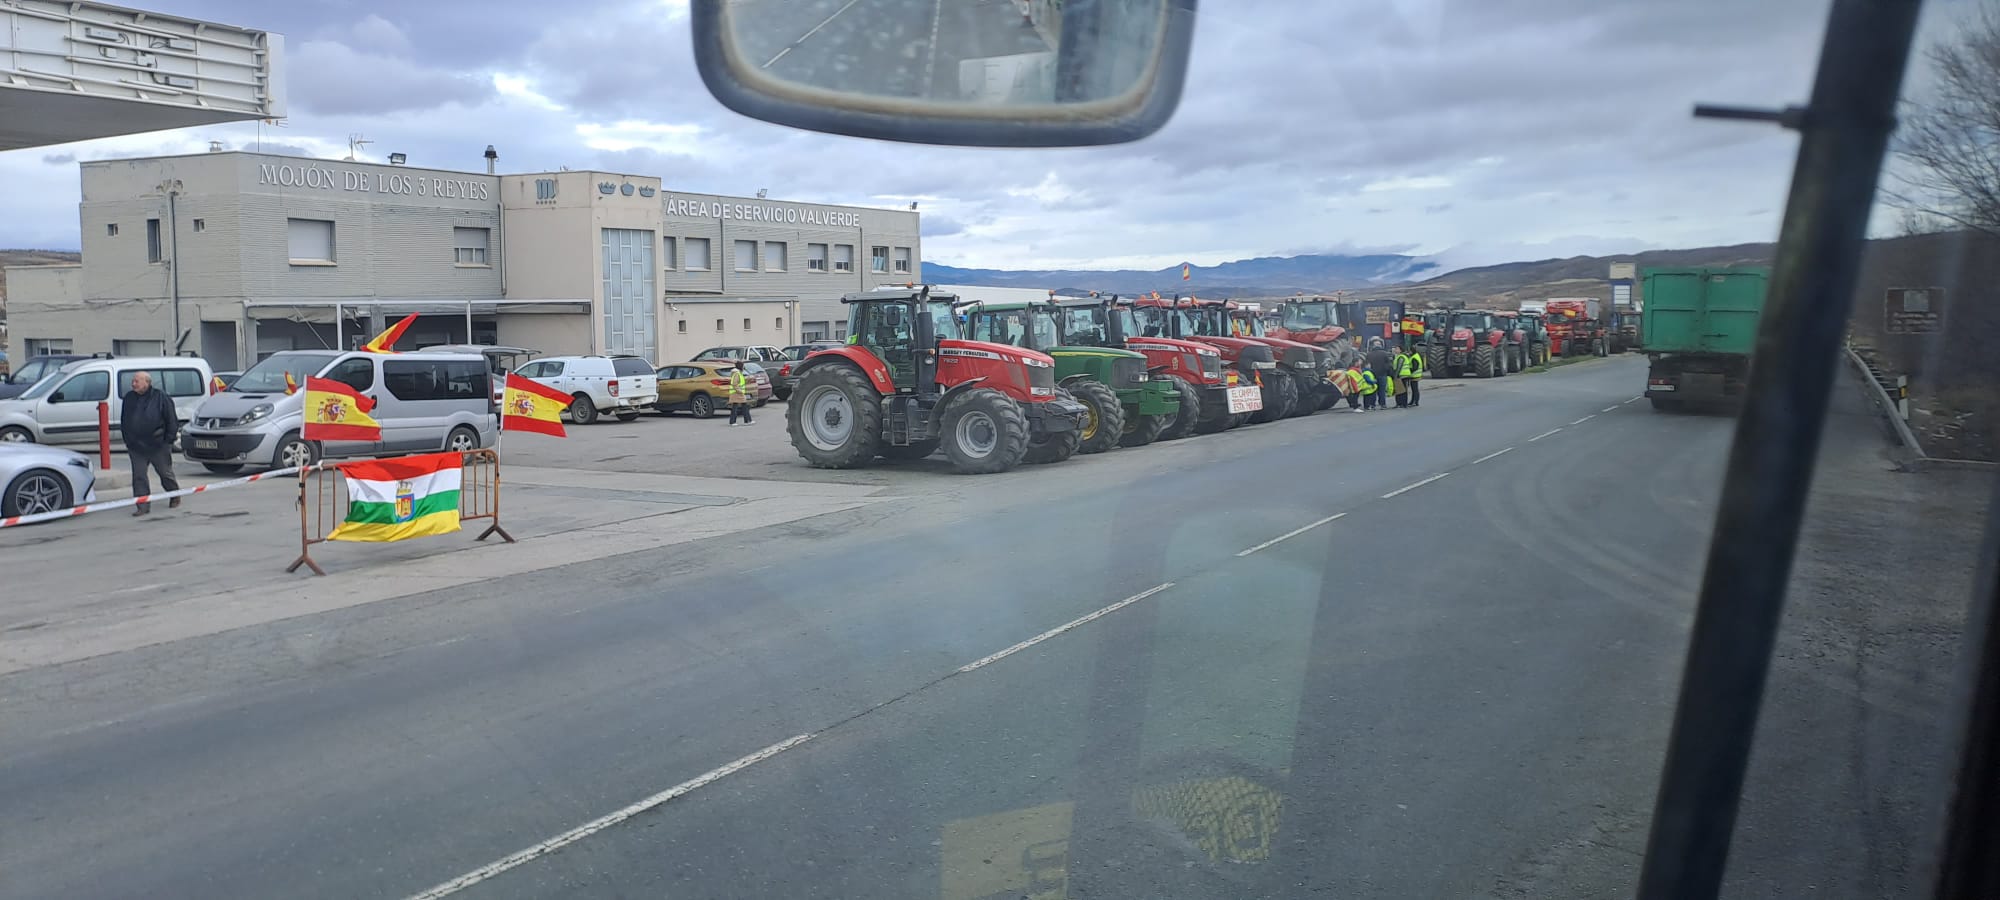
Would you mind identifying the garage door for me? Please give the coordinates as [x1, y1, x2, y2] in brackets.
[601, 228, 657, 360]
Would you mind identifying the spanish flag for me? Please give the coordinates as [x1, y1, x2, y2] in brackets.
[501, 373, 570, 436]
[301, 375, 382, 442]
[1182, 264, 1192, 281]
[328, 452, 462, 542]
[362, 313, 418, 354]
[284, 371, 299, 395]
[211, 375, 227, 394]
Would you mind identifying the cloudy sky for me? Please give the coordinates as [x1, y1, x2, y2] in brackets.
[0, 0, 1973, 271]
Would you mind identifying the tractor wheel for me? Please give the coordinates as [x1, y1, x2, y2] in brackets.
[1119, 411, 1171, 448]
[1158, 377, 1201, 441]
[1494, 346, 1508, 377]
[1426, 346, 1445, 378]
[880, 440, 940, 461]
[1024, 389, 1083, 465]
[1473, 345, 1496, 379]
[1283, 372, 1317, 418]
[1250, 370, 1296, 423]
[1195, 388, 1237, 434]
[1067, 380, 1124, 455]
[787, 365, 884, 469]
[941, 388, 1030, 474]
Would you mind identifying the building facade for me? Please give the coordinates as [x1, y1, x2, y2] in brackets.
[5, 150, 921, 369]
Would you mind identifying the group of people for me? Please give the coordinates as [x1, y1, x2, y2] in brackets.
[1332, 337, 1426, 412]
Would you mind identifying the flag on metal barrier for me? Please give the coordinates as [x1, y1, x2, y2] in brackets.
[362, 313, 419, 354]
[501, 373, 570, 436]
[302, 376, 382, 441]
[328, 452, 462, 542]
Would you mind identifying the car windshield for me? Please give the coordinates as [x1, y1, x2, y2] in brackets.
[233, 353, 337, 393]
[16, 367, 73, 400]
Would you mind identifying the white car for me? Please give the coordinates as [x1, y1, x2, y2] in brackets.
[0, 443, 96, 517]
[0, 356, 214, 445]
[512, 355, 660, 424]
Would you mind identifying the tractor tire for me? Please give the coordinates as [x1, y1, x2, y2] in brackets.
[1426, 346, 1446, 378]
[879, 440, 940, 461]
[1195, 391, 1237, 434]
[1024, 389, 1084, 465]
[1067, 380, 1124, 455]
[1473, 345, 1496, 379]
[941, 388, 1030, 474]
[788, 365, 884, 469]
[1283, 372, 1317, 418]
[1493, 346, 1508, 377]
[1159, 377, 1201, 441]
[1120, 412, 1171, 448]
[1249, 370, 1296, 424]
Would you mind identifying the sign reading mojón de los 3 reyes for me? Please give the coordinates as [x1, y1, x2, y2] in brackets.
[257, 162, 492, 200]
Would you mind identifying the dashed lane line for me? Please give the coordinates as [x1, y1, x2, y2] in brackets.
[1570, 414, 1596, 425]
[763, 0, 866, 67]
[1236, 514, 1347, 557]
[1602, 406, 1619, 413]
[1624, 396, 1645, 404]
[1472, 447, 1514, 465]
[958, 582, 1177, 671]
[1529, 427, 1564, 442]
[1382, 473, 1450, 499]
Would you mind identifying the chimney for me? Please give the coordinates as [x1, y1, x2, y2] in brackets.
[484, 145, 498, 175]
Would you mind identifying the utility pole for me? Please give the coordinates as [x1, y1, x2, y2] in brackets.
[162, 179, 184, 352]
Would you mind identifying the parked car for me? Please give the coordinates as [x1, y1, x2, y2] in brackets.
[512, 355, 660, 424]
[739, 361, 775, 407]
[182, 349, 497, 473]
[0, 353, 100, 401]
[419, 344, 537, 405]
[773, 342, 843, 400]
[0, 443, 96, 517]
[655, 360, 771, 417]
[692, 345, 788, 363]
[0, 356, 214, 445]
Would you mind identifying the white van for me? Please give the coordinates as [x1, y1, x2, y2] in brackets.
[512, 355, 659, 424]
[182, 349, 498, 473]
[0, 356, 215, 445]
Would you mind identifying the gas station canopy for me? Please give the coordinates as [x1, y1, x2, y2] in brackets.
[0, 0, 283, 151]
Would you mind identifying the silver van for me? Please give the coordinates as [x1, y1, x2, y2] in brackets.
[183, 349, 498, 473]
[0, 356, 215, 445]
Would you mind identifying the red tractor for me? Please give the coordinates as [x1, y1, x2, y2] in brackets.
[786, 286, 1089, 473]
[1226, 302, 1341, 413]
[1545, 298, 1611, 358]
[1441, 309, 1509, 378]
[1123, 296, 1269, 432]
[1271, 296, 1364, 371]
[1491, 311, 1531, 373]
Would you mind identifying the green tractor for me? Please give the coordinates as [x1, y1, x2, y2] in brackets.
[961, 296, 1183, 451]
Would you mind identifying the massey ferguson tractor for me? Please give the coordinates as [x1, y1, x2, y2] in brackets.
[1418, 310, 1452, 376]
[1492, 311, 1531, 373]
[1442, 309, 1508, 378]
[786, 286, 1088, 473]
[1122, 296, 1268, 432]
[1226, 302, 1339, 413]
[1136, 295, 1298, 424]
[959, 296, 1183, 450]
[1516, 310, 1552, 367]
[1271, 297, 1364, 371]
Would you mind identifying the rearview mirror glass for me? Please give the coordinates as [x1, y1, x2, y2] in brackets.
[690, 0, 1196, 146]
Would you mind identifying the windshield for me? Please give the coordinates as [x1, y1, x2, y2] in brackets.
[233, 353, 337, 393]
[16, 367, 72, 400]
[1283, 303, 1338, 329]
[1130, 305, 1172, 338]
[1056, 306, 1109, 346]
[927, 301, 961, 341]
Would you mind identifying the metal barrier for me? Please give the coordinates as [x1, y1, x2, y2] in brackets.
[0, 465, 303, 529]
[287, 448, 515, 576]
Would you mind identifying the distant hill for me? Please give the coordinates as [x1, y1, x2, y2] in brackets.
[1355, 243, 1777, 308]
[923, 253, 1439, 297]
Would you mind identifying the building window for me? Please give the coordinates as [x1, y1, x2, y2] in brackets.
[775, 317, 784, 330]
[663, 236, 678, 270]
[743, 318, 752, 330]
[870, 245, 889, 273]
[893, 247, 912, 274]
[105, 223, 119, 237]
[678, 319, 688, 334]
[806, 243, 828, 272]
[803, 321, 829, 341]
[453, 227, 491, 266]
[685, 237, 711, 271]
[146, 219, 163, 263]
[715, 318, 725, 332]
[734, 239, 757, 272]
[833, 244, 854, 273]
[764, 241, 787, 271]
[192, 218, 206, 233]
[24, 338, 73, 357]
[287, 218, 336, 264]
[113, 339, 166, 356]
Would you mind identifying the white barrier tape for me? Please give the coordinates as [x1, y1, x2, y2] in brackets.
[0, 466, 306, 529]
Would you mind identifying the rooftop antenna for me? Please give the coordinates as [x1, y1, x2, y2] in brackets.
[346, 134, 372, 161]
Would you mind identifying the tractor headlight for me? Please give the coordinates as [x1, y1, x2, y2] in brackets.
[1030, 386, 1055, 396]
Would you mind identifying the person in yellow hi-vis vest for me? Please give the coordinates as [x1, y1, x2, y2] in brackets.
[1339, 362, 1367, 412]
[1358, 364, 1381, 411]
[1399, 340, 1426, 408]
[727, 363, 756, 426]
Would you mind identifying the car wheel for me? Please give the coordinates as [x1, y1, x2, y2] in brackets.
[446, 425, 480, 453]
[273, 433, 320, 471]
[568, 393, 599, 425]
[203, 463, 244, 475]
[2, 468, 72, 517]
[690, 393, 715, 418]
[0, 426, 33, 444]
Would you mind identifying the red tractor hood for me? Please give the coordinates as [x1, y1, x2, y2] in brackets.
[1190, 335, 1268, 354]
[939, 338, 1056, 368]
[1123, 335, 1215, 355]
[1269, 324, 1347, 345]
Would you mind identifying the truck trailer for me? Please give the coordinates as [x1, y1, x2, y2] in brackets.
[1640, 267, 1770, 411]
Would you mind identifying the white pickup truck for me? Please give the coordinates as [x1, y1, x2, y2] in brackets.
[513, 355, 660, 424]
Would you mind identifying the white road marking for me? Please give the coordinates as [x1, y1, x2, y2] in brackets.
[1570, 414, 1596, 425]
[957, 582, 1176, 672]
[407, 733, 816, 898]
[1529, 427, 1564, 442]
[1471, 447, 1514, 465]
[1381, 473, 1449, 499]
[1601, 406, 1619, 413]
[762, 0, 865, 68]
[1625, 396, 1644, 404]
[922, 0, 945, 93]
[1236, 513, 1346, 557]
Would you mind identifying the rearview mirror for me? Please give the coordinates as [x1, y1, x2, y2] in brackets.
[689, 0, 1197, 147]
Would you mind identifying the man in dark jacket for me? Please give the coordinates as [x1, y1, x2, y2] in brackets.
[120, 371, 180, 516]
[1365, 339, 1394, 406]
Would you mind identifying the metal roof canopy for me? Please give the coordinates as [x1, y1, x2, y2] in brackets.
[0, 1, 284, 151]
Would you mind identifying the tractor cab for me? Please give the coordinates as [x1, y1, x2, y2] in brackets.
[958, 296, 1180, 452]
[847, 288, 965, 392]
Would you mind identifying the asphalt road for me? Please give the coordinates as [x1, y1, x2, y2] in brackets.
[732, 0, 1052, 101]
[2, 356, 1985, 899]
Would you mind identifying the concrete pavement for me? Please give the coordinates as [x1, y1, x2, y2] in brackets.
[0, 356, 1986, 899]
